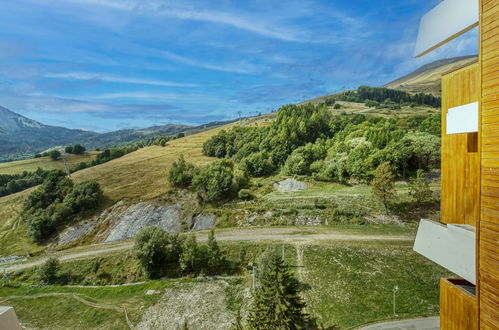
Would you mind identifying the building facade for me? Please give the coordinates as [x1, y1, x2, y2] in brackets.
[413, 0, 498, 328]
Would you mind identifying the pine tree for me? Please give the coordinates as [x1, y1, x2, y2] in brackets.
[371, 162, 395, 214]
[248, 252, 308, 329]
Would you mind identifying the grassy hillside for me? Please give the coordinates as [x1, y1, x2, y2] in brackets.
[0, 122, 238, 255]
[384, 55, 477, 96]
[2, 239, 452, 329]
[0, 152, 100, 175]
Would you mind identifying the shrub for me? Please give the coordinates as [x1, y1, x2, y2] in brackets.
[38, 257, 60, 285]
[334, 103, 341, 109]
[168, 155, 197, 188]
[238, 189, 253, 200]
[365, 100, 380, 107]
[240, 152, 275, 177]
[72, 144, 86, 155]
[180, 234, 200, 274]
[371, 162, 396, 214]
[63, 181, 102, 213]
[409, 169, 433, 204]
[48, 150, 61, 160]
[193, 160, 243, 202]
[133, 226, 169, 279]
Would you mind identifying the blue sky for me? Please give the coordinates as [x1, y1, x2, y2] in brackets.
[0, 0, 478, 132]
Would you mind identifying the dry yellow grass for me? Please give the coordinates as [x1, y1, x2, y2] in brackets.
[0, 152, 100, 175]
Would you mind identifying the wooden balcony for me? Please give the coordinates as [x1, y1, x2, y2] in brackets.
[440, 278, 478, 330]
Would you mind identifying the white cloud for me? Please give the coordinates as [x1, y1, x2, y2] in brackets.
[45, 72, 199, 87]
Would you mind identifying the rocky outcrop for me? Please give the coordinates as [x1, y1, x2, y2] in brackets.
[56, 199, 219, 246]
[273, 178, 307, 192]
[105, 203, 181, 242]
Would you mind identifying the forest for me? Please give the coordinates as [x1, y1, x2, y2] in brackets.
[202, 102, 440, 183]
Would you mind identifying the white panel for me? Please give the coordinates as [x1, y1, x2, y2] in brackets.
[414, 0, 478, 57]
[413, 219, 476, 284]
[446, 101, 479, 135]
[0, 307, 22, 330]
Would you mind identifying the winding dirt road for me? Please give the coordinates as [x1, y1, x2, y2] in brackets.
[1, 227, 414, 273]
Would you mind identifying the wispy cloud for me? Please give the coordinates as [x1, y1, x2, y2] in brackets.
[60, 0, 303, 42]
[45, 72, 199, 87]
[93, 91, 224, 104]
[159, 50, 258, 74]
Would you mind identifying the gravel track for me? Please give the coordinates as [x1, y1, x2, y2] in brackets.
[1, 227, 413, 273]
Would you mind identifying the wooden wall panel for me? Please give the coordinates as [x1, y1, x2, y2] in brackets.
[441, 63, 480, 225]
[440, 278, 478, 330]
[479, 0, 499, 328]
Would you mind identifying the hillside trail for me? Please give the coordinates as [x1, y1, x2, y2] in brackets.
[1, 227, 413, 273]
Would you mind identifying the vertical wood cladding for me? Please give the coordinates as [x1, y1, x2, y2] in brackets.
[480, 0, 499, 328]
[440, 279, 478, 330]
[441, 63, 480, 226]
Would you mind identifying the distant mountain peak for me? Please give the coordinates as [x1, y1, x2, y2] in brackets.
[0, 106, 45, 132]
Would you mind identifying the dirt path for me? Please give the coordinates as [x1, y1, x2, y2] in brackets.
[1, 227, 413, 273]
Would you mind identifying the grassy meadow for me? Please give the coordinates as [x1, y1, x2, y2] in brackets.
[1, 239, 452, 329]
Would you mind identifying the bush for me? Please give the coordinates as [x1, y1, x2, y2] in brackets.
[334, 103, 341, 109]
[371, 162, 395, 214]
[48, 150, 61, 160]
[133, 226, 169, 279]
[38, 257, 60, 285]
[168, 155, 197, 188]
[324, 98, 335, 106]
[365, 100, 380, 107]
[193, 159, 244, 202]
[179, 234, 200, 274]
[63, 181, 102, 213]
[238, 189, 253, 200]
[409, 169, 433, 204]
[240, 152, 275, 177]
[72, 144, 86, 155]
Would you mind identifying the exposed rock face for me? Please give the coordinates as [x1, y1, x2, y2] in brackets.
[56, 199, 219, 246]
[105, 203, 181, 242]
[273, 178, 307, 192]
[192, 215, 217, 230]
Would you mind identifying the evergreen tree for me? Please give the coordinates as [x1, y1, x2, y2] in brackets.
[371, 162, 396, 214]
[248, 251, 308, 329]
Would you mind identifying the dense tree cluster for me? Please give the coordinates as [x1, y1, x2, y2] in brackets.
[65, 144, 86, 155]
[22, 171, 103, 242]
[133, 227, 225, 279]
[0, 168, 57, 197]
[203, 103, 441, 182]
[203, 104, 331, 176]
[337, 86, 441, 108]
[168, 157, 247, 202]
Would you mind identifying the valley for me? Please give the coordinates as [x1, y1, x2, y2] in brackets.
[0, 59, 456, 329]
